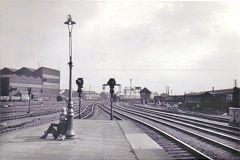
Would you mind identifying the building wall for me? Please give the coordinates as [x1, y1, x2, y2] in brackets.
[184, 89, 240, 112]
[0, 67, 60, 98]
[120, 87, 141, 100]
[0, 74, 42, 96]
[140, 93, 151, 104]
[82, 91, 100, 99]
[38, 67, 60, 96]
[185, 95, 202, 104]
[0, 77, 9, 96]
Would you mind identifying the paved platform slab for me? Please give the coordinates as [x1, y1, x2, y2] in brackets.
[0, 120, 137, 160]
[118, 120, 173, 160]
[0, 119, 172, 160]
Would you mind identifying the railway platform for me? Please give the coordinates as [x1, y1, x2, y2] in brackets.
[0, 119, 172, 160]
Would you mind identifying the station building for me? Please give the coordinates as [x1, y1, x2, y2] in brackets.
[119, 86, 141, 100]
[0, 67, 60, 98]
[60, 89, 100, 100]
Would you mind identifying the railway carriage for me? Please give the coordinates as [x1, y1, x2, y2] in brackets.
[185, 88, 240, 112]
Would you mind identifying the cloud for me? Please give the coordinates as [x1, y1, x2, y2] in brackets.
[0, 1, 239, 94]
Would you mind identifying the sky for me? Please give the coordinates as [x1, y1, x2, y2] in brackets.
[0, 0, 239, 94]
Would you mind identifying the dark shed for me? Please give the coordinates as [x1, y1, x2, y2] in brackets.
[140, 87, 151, 104]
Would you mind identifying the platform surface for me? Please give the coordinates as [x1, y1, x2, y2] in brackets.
[118, 120, 172, 160]
[0, 119, 172, 160]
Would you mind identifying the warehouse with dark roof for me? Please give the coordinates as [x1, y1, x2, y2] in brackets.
[0, 67, 60, 98]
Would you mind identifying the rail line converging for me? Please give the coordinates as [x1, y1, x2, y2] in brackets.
[117, 103, 240, 142]
[0, 102, 95, 134]
[128, 103, 239, 131]
[74, 103, 96, 119]
[100, 102, 240, 160]
[99, 103, 213, 160]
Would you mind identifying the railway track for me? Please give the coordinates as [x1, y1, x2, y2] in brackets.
[113, 103, 240, 159]
[0, 101, 65, 113]
[0, 108, 61, 121]
[0, 102, 93, 134]
[73, 103, 96, 119]
[0, 101, 90, 122]
[98, 104, 122, 120]
[0, 114, 59, 134]
[118, 103, 240, 139]
[131, 103, 230, 123]
[0, 102, 69, 121]
[101, 102, 240, 159]
[115, 103, 240, 152]
[99, 104, 212, 160]
[122, 103, 240, 133]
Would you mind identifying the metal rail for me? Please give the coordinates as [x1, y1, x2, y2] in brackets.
[0, 115, 58, 134]
[98, 104, 122, 120]
[117, 104, 240, 142]
[115, 104, 240, 153]
[100, 104, 212, 160]
[82, 104, 95, 119]
[0, 109, 61, 121]
[126, 103, 240, 132]
[132, 103, 229, 122]
[126, 105, 240, 135]
[0, 102, 92, 134]
[73, 103, 94, 119]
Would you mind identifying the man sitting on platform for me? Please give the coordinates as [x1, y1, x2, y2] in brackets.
[40, 107, 67, 141]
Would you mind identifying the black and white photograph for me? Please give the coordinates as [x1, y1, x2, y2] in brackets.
[0, 0, 239, 159]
